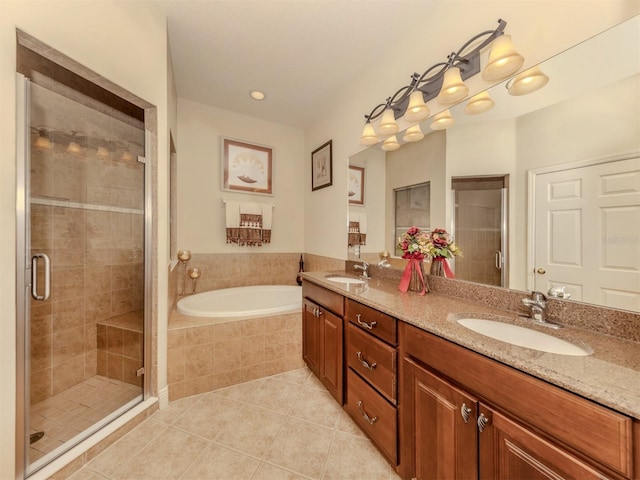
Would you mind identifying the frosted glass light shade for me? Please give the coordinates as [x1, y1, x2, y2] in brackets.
[507, 66, 549, 96]
[378, 107, 399, 135]
[360, 121, 378, 146]
[482, 35, 525, 81]
[381, 135, 400, 151]
[404, 90, 430, 123]
[34, 130, 51, 150]
[437, 67, 469, 105]
[464, 91, 495, 115]
[402, 124, 424, 143]
[430, 110, 455, 130]
[66, 141, 81, 154]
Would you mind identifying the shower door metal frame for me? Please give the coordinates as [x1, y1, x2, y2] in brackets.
[15, 73, 153, 479]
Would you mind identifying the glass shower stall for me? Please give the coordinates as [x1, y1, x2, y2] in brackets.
[16, 43, 149, 477]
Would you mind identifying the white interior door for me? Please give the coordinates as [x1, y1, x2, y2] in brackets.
[534, 157, 640, 311]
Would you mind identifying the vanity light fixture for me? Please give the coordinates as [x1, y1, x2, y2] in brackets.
[381, 135, 401, 151]
[359, 19, 524, 147]
[430, 110, 455, 130]
[66, 132, 82, 154]
[507, 65, 549, 96]
[464, 91, 495, 115]
[402, 124, 425, 142]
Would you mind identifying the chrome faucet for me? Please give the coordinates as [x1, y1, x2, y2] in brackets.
[521, 291, 561, 329]
[354, 261, 370, 279]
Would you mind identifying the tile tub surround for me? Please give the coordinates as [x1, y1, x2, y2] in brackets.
[303, 271, 640, 419]
[167, 309, 304, 401]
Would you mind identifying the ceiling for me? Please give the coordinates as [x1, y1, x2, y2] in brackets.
[157, 0, 437, 128]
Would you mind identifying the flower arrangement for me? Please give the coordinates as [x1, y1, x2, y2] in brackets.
[426, 228, 462, 259]
[397, 226, 431, 260]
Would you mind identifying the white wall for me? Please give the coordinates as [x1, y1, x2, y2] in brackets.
[0, 2, 170, 477]
[177, 98, 305, 253]
[304, 0, 640, 263]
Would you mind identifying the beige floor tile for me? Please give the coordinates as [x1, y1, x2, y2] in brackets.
[151, 394, 204, 425]
[111, 427, 208, 480]
[303, 373, 326, 391]
[213, 403, 286, 458]
[269, 367, 311, 385]
[335, 410, 367, 439]
[181, 444, 260, 479]
[244, 378, 303, 415]
[264, 417, 334, 480]
[322, 431, 393, 480]
[171, 393, 246, 441]
[67, 468, 109, 480]
[86, 419, 167, 477]
[253, 462, 313, 480]
[289, 387, 343, 429]
[214, 378, 266, 402]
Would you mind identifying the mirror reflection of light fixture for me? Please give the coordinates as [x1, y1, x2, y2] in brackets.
[381, 135, 400, 151]
[360, 19, 523, 146]
[506, 65, 549, 96]
[360, 119, 378, 146]
[66, 132, 82, 154]
[464, 91, 495, 115]
[402, 124, 424, 142]
[378, 106, 399, 135]
[34, 128, 52, 150]
[437, 66, 469, 105]
[482, 34, 525, 81]
[430, 110, 455, 130]
[404, 90, 430, 123]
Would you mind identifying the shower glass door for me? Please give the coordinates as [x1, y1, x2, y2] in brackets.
[20, 66, 146, 475]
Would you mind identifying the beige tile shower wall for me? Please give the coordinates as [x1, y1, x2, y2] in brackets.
[29, 204, 144, 404]
[182, 253, 303, 293]
[167, 312, 304, 401]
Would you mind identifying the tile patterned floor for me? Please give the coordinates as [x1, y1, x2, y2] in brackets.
[30, 376, 142, 464]
[67, 368, 401, 479]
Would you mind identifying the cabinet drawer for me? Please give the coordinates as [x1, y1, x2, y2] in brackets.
[401, 323, 633, 478]
[346, 369, 397, 464]
[345, 298, 397, 345]
[303, 281, 344, 316]
[347, 323, 396, 403]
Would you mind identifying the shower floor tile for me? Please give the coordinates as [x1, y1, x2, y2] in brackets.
[29, 375, 141, 464]
[67, 368, 402, 480]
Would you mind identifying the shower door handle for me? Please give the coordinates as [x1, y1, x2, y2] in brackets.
[31, 253, 51, 301]
[495, 251, 503, 270]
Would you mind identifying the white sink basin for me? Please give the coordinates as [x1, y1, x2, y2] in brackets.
[457, 318, 592, 356]
[325, 275, 366, 285]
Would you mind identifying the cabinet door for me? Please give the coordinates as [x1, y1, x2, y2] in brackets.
[302, 298, 320, 376]
[401, 357, 478, 480]
[320, 308, 343, 403]
[479, 405, 613, 480]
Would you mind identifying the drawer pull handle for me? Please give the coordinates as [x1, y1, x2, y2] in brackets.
[356, 314, 377, 330]
[356, 351, 377, 371]
[357, 401, 378, 425]
[461, 403, 472, 423]
[477, 413, 490, 432]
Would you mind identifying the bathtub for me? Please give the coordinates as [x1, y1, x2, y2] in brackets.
[176, 284, 302, 318]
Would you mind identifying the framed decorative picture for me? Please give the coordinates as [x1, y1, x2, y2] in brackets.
[221, 138, 273, 195]
[348, 165, 365, 205]
[311, 140, 332, 191]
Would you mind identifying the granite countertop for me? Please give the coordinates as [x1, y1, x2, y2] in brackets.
[302, 271, 640, 419]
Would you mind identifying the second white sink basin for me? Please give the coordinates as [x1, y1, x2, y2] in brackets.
[325, 275, 366, 285]
[457, 318, 592, 356]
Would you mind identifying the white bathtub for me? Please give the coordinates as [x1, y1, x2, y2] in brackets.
[176, 285, 302, 318]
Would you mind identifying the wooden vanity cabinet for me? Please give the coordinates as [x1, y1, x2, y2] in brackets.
[399, 322, 635, 480]
[302, 281, 344, 403]
[344, 298, 399, 465]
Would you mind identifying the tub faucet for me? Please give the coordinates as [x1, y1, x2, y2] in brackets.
[354, 261, 370, 279]
[521, 291, 561, 329]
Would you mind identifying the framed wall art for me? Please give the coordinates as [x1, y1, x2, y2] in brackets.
[311, 140, 332, 191]
[221, 137, 273, 195]
[348, 165, 365, 205]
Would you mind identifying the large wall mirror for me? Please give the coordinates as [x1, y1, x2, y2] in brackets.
[348, 15, 639, 313]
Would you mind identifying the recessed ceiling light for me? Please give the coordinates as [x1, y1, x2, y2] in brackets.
[250, 90, 266, 101]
